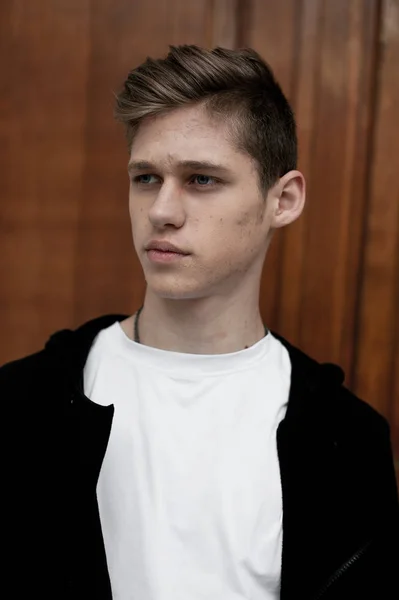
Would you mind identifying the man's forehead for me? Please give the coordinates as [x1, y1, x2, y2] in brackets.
[132, 104, 234, 147]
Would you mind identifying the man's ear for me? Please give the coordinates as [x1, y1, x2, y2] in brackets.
[270, 170, 306, 228]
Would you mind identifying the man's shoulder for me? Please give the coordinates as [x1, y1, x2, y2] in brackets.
[0, 349, 48, 385]
[274, 330, 389, 435]
[334, 383, 389, 439]
[0, 313, 127, 389]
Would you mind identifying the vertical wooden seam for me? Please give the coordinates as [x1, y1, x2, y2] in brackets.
[350, 0, 383, 389]
[332, 0, 361, 369]
[298, 0, 326, 348]
[332, 0, 380, 381]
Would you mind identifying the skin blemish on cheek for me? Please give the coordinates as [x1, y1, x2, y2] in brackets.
[236, 208, 255, 228]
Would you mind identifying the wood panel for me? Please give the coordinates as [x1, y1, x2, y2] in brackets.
[0, 0, 398, 477]
[0, 0, 91, 362]
[281, 0, 379, 382]
[0, 0, 229, 362]
[286, 1, 376, 374]
[354, 0, 399, 443]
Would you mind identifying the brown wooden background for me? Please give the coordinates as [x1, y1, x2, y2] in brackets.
[1, 0, 398, 479]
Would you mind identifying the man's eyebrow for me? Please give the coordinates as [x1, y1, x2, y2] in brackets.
[128, 161, 154, 173]
[127, 159, 232, 175]
[177, 160, 232, 173]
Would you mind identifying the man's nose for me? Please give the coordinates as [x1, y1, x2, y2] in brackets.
[148, 181, 186, 229]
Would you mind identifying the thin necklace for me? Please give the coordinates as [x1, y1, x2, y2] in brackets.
[134, 305, 268, 345]
[134, 305, 144, 343]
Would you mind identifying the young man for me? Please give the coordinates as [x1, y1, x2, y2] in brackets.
[2, 46, 398, 600]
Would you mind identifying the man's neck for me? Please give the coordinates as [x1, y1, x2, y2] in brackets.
[121, 294, 266, 355]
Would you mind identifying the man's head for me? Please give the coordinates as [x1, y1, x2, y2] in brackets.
[115, 45, 305, 302]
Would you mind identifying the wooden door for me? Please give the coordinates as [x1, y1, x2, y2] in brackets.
[1, 0, 398, 479]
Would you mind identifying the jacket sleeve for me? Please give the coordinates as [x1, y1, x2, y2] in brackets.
[380, 419, 399, 555]
[360, 417, 399, 599]
[334, 390, 399, 599]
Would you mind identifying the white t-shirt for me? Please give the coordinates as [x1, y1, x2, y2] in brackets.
[84, 321, 291, 600]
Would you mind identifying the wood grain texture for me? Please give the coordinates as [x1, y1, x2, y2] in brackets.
[354, 0, 399, 420]
[0, 0, 91, 362]
[291, 0, 379, 383]
[0, 0, 239, 363]
[293, 0, 379, 372]
[0, 1, 398, 475]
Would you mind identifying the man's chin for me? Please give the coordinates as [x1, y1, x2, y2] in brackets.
[145, 280, 206, 301]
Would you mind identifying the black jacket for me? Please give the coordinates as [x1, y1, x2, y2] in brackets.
[1, 314, 398, 599]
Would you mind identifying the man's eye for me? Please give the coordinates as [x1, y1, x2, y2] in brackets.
[133, 174, 159, 185]
[192, 175, 217, 186]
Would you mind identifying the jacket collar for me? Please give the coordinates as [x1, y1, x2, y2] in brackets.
[44, 313, 345, 402]
[45, 314, 128, 394]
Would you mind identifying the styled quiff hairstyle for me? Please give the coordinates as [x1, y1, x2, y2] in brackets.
[114, 45, 297, 192]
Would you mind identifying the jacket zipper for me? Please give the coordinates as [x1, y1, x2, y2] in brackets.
[313, 539, 372, 599]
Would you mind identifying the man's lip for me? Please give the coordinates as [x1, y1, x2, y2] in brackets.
[145, 241, 190, 254]
[148, 250, 185, 254]
[146, 249, 190, 263]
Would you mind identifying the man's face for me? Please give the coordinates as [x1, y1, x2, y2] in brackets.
[128, 104, 276, 300]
